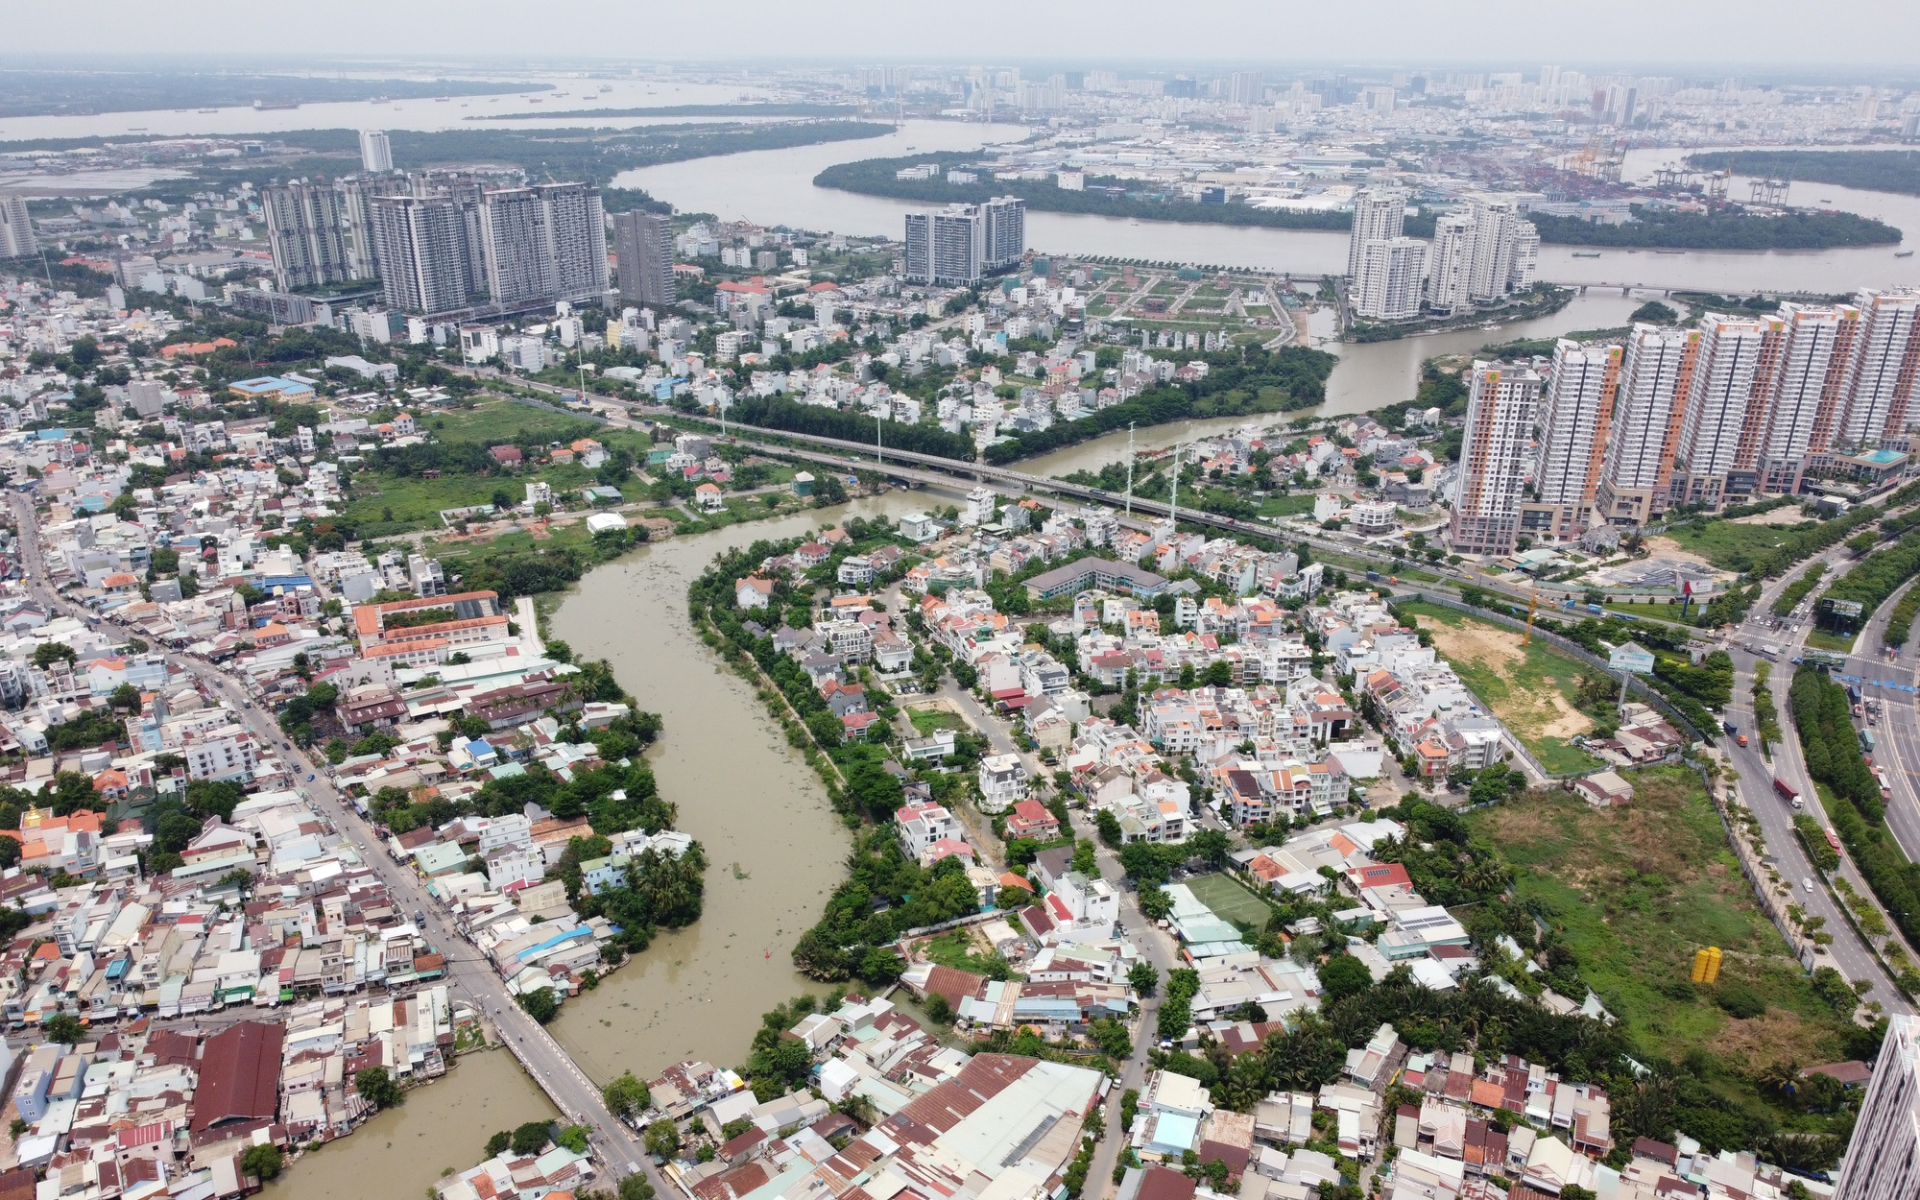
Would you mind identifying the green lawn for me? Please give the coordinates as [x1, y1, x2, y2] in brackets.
[1184, 871, 1274, 932]
[343, 462, 603, 535]
[342, 398, 635, 536]
[428, 398, 603, 447]
[1805, 628, 1858, 653]
[1467, 768, 1857, 1071]
[1660, 515, 1818, 572]
[1257, 493, 1316, 518]
[1397, 600, 1606, 774]
[923, 930, 1008, 976]
[1128, 317, 1243, 331]
[909, 709, 966, 735]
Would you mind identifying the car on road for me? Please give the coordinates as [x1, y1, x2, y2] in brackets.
[1803, 878, 1815, 893]
[306, 773, 315, 781]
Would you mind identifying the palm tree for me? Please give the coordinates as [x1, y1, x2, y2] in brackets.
[1756, 1060, 1801, 1099]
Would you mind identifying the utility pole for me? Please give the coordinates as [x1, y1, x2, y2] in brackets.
[1164, 444, 1178, 533]
[1124, 422, 1135, 520]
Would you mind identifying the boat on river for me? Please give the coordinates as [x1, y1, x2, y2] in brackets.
[1898, 250, 1915, 258]
[1572, 251, 1601, 258]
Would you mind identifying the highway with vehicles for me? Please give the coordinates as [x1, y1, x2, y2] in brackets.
[4, 493, 667, 1192]
[1721, 543, 1915, 1012]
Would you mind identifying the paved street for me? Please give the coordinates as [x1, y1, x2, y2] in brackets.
[5, 493, 666, 1190]
[1839, 580, 1920, 858]
[1721, 542, 1913, 1013]
[1066, 808, 1182, 1200]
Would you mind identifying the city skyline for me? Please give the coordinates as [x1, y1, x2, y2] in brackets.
[7, 1, 1920, 66]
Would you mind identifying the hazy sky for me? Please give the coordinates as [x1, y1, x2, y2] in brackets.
[9, 0, 1920, 68]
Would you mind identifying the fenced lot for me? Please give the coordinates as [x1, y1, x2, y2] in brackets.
[1185, 871, 1273, 929]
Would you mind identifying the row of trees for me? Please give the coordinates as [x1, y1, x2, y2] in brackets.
[1790, 665, 1920, 956]
[1772, 563, 1827, 617]
[1817, 531, 1920, 627]
[729, 393, 976, 461]
[1529, 205, 1901, 249]
[1690, 479, 1920, 577]
[984, 345, 1338, 465]
[815, 152, 1363, 233]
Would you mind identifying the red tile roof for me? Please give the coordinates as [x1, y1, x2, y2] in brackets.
[192, 1022, 284, 1131]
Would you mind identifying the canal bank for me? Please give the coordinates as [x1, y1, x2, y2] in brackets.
[1016, 291, 1645, 479]
[265, 1048, 557, 1200]
[541, 494, 930, 1086]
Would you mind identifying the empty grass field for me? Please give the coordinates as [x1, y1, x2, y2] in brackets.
[1185, 871, 1274, 931]
[1395, 600, 1606, 774]
[1466, 767, 1857, 1072]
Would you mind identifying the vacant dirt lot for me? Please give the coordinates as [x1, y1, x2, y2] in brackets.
[1417, 617, 1595, 744]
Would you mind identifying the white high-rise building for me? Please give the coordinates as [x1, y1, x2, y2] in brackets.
[1465, 195, 1520, 304]
[1449, 361, 1541, 556]
[359, 130, 394, 174]
[904, 204, 985, 286]
[1595, 325, 1702, 526]
[1346, 187, 1408, 280]
[1530, 340, 1621, 539]
[0, 193, 34, 259]
[478, 188, 556, 308]
[1509, 223, 1541, 292]
[613, 210, 674, 306]
[1759, 302, 1860, 492]
[1426, 213, 1474, 314]
[262, 184, 354, 290]
[336, 174, 407, 280]
[467, 182, 607, 312]
[1841, 287, 1920, 448]
[982, 196, 1025, 270]
[1833, 1015, 1920, 1200]
[1352, 237, 1427, 321]
[1228, 70, 1265, 106]
[369, 195, 475, 316]
[536, 181, 609, 306]
[1677, 312, 1779, 509]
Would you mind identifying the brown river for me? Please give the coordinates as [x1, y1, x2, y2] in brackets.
[266, 1049, 556, 1200]
[540, 495, 926, 1083]
[271, 495, 927, 1200]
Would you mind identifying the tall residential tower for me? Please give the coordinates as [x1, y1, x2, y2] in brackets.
[1833, 1015, 1920, 1200]
[1449, 361, 1541, 556]
[1524, 340, 1621, 540]
[613, 210, 674, 306]
[262, 184, 355, 290]
[1346, 186, 1408, 282]
[359, 130, 394, 173]
[1595, 325, 1702, 527]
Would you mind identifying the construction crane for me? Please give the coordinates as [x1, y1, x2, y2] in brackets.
[1561, 132, 1603, 179]
[1560, 132, 1626, 184]
[1705, 161, 1731, 202]
[1525, 581, 1540, 644]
